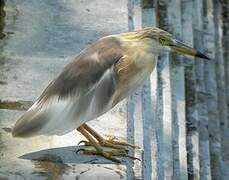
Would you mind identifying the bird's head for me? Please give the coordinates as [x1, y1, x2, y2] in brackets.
[126, 27, 210, 60]
[158, 33, 210, 60]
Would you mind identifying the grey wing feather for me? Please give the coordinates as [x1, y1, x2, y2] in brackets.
[12, 36, 124, 137]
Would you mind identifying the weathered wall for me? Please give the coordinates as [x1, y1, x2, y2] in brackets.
[0, 0, 228, 179]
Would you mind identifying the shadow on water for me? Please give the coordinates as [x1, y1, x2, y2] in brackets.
[20, 146, 127, 165]
[0, 0, 5, 39]
[18, 146, 128, 179]
[19, 145, 127, 178]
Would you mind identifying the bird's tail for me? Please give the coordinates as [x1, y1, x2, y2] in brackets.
[12, 96, 82, 137]
[12, 102, 50, 137]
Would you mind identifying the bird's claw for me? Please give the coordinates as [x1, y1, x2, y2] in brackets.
[102, 138, 140, 149]
[77, 140, 91, 146]
[75, 148, 86, 154]
[125, 154, 141, 161]
[75, 148, 139, 163]
[78, 139, 135, 151]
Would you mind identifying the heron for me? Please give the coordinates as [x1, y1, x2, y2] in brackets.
[12, 27, 209, 163]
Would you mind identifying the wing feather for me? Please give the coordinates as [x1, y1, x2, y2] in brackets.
[12, 36, 124, 137]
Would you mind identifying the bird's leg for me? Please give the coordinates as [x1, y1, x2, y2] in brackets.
[79, 123, 138, 149]
[76, 125, 138, 163]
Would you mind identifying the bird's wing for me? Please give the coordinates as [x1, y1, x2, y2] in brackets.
[12, 36, 124, 137]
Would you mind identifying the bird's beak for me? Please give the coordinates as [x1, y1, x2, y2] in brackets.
[169, 40, 210, 60]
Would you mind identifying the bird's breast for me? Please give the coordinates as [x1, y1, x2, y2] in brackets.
[113, 51, 157, 104]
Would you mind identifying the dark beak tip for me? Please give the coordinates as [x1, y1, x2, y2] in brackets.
[196, 51, 211, 60]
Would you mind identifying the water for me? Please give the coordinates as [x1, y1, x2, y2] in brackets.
[0, 0, 129, 179]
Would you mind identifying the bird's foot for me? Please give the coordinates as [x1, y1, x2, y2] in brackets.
[76, 148, 140, 163]
[103, 135, 139, 149]
[78, 124, 139, 149]
[78, 136, 139, 150]
[76, 125, 140, 163]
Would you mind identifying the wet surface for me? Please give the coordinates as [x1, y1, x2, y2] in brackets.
[0, 0, 130, 179]
[0, 98, 33, 110]
[0, 0, 5, 38]
[0, 108, 129, 179]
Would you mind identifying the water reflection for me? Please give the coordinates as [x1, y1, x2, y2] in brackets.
[32, 156, 70, 180]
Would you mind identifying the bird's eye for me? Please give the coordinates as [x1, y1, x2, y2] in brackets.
[160, 37, 166, 44]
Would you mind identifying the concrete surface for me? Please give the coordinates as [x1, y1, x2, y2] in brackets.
[0, 0, 134, 179]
